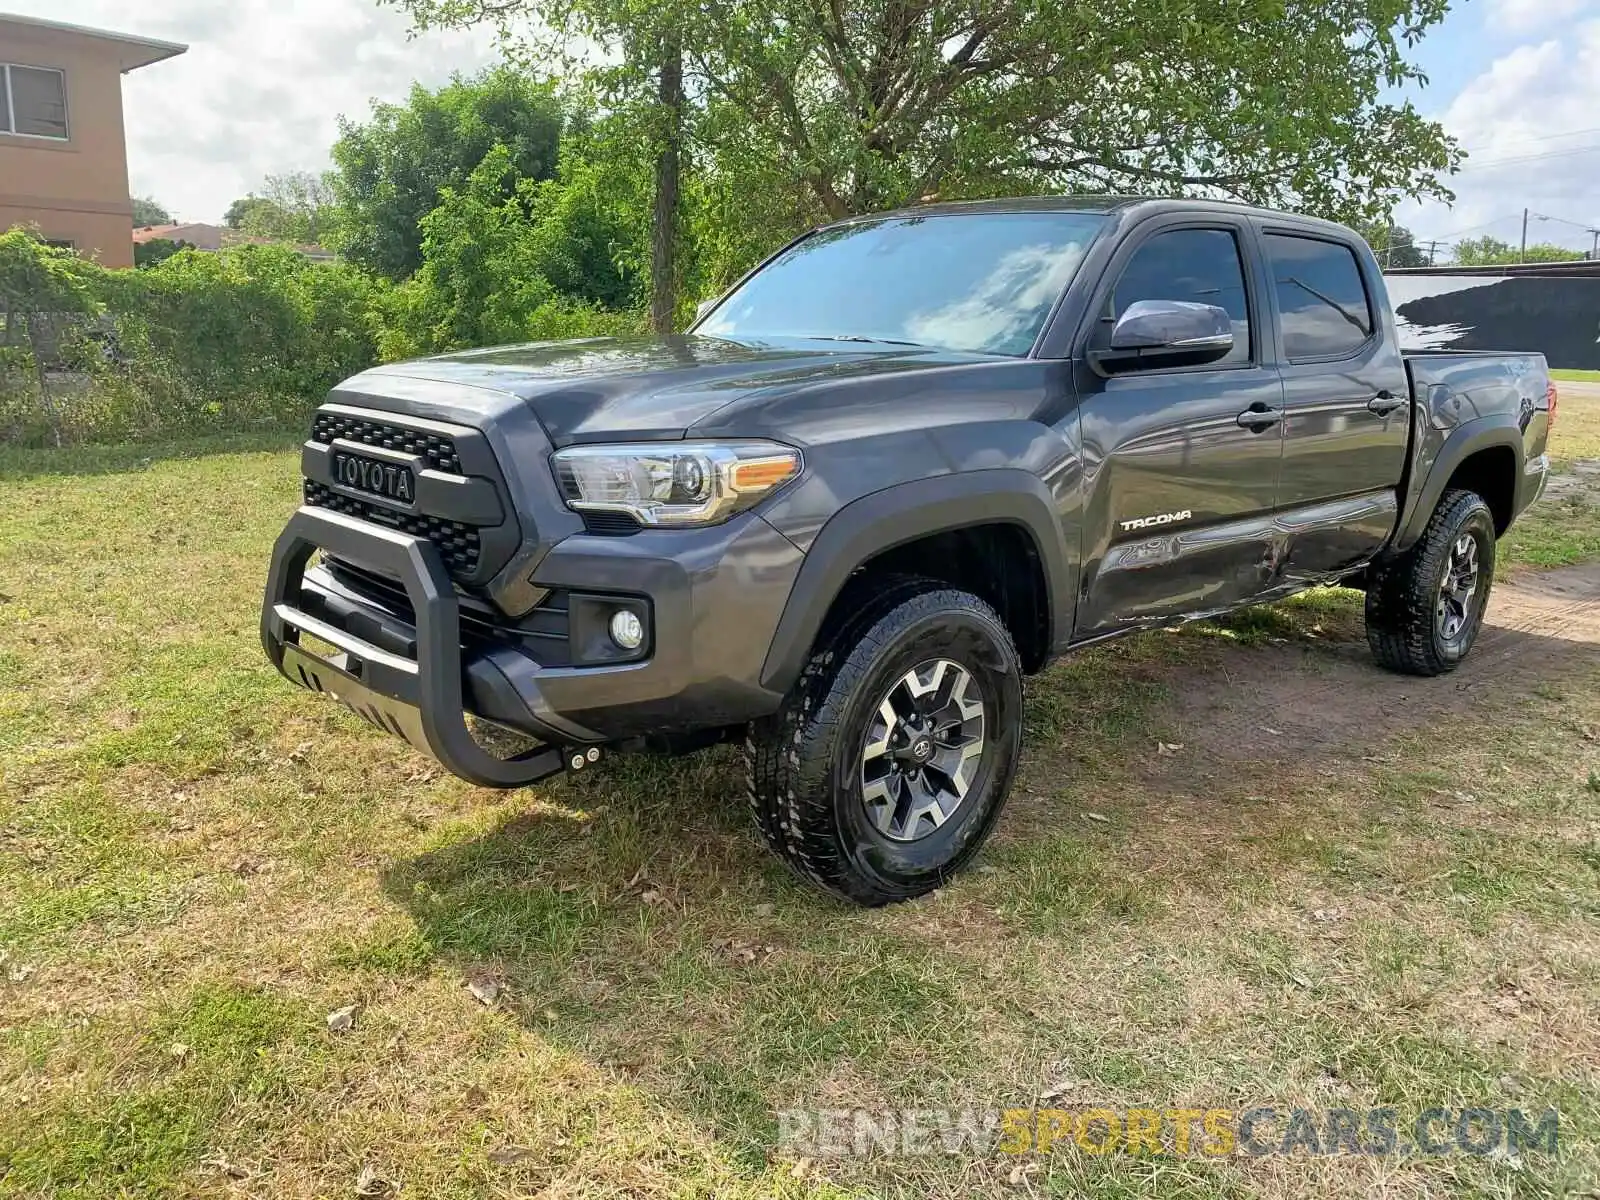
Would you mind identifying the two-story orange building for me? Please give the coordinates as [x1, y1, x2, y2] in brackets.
[0, 13, 185, 267]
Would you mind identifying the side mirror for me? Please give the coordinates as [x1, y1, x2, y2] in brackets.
[1094, 300, 1234, 372]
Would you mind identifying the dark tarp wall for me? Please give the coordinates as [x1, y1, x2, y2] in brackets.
[1384, 274, 1600, 370]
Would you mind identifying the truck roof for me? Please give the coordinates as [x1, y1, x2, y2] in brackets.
[834, 195, 1356, 238]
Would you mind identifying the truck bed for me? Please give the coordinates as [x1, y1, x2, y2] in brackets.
[1394, 349, 1552, 546]
[1403, 349, 1550, 426]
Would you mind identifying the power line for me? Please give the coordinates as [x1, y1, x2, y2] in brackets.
[1455, 143, 1600, 173]
[1407, 213, 1526, 243]
[1456, 125, 1600, 152]
[1528, 211, 1599, 233]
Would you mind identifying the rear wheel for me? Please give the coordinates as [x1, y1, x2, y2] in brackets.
[1365, 488, 1496, 676]
[746, 582, 1024, 906]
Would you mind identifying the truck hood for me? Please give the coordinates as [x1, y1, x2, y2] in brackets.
[350, 335, 989, 444]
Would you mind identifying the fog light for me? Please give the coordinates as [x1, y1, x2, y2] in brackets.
[609, 609, 644, 650]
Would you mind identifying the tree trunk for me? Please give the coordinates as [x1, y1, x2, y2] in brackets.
[650, 31, 684, 336]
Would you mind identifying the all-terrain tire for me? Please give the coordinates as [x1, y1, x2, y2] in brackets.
[745, 581, 1024, 906]
[1365, 488, 1496, 676]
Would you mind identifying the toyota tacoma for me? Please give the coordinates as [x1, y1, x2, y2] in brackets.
[263, 197, 1554, 905]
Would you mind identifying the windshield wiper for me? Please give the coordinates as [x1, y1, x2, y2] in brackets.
[807, 334, 929, 348]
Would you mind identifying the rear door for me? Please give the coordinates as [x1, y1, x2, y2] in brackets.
[1260, 229, 1412, 573]
[1069, 216, 1287, 639]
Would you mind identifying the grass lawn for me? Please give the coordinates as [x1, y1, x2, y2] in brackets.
[1, 394, 1598, 1198]
[1499, 378, 1600, 572]
[1551, 370, 1600, 384]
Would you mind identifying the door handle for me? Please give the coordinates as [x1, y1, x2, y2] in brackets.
[1236, 405, 1283, 431]
[1368, 391, 1407, 417]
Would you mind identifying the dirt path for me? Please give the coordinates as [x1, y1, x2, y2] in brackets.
[1166, 561, 1600, 764]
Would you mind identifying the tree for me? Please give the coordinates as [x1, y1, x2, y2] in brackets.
[379, 140, 646, 354]
[329, 67, 566, 280]
[1453, 235, 1586, 266]
[224, 196, 275, 229]
[650, 32, 685, 334]
[1369, 224, 1430, 268]
[224, 173, 337, 244]
[259, 171, 338, 243]
[131, 196, 171, 227]
[391, 0, 1459, 329]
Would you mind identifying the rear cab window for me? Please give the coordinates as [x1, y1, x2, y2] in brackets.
[1263, 234, 1375, 360]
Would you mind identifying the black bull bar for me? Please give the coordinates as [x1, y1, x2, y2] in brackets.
[261, 506, 572, 788]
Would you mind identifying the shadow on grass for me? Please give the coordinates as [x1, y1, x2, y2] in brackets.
[0, 425, 302, 479]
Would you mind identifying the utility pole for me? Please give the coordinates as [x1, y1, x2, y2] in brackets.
[1520, 207, 1529, 263]
[1423, 240, 1440, 266]
[1591, 228, 1599, 260]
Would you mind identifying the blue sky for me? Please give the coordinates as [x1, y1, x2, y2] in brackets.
[11, 0, 1600, 261]
[1389, 0, 1600, 258]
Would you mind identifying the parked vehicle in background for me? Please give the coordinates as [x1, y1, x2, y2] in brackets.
[263, 197, 1554, 904]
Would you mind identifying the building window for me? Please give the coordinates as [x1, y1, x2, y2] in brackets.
[1, 63, 70, 140]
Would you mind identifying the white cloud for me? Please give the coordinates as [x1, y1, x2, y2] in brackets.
[7, 0, 503, 222]
[1486, 0, 1596, 33]
[1392, 20, 1600, 262]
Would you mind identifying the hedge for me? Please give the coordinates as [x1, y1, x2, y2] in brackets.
[0, 228, 644, 447]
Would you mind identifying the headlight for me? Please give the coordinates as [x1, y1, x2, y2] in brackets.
[551, 440, 802, 527]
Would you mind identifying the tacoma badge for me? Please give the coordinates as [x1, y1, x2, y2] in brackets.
[1120, 509, 1192, 532]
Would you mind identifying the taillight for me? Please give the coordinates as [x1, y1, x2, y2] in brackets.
[1547, 381, 1558, 432]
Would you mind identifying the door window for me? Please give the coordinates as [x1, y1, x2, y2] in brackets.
[1264, 234, 1374, 360]
[1105, 228, 1252, 364]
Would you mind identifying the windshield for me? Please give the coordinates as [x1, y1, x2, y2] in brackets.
[697, 212, 1107, 357]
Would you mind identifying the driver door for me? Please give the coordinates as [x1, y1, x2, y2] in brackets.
[1070, 219, 1287, 639]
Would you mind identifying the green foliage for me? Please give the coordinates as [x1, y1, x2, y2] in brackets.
[1453, 235, 1587, 266]
[113, 244, 382, 402]
[395, 0, 1461, 237]
[374, 137, 648, 356]
[224, 196, 276, 230]
[133, 238, 191, 269]
[0, 228, 106, 444]
[0, 228, 386, 446]
[0, 228, 101, 320]
[330, 67, 567, 279]
[130, 196, 171, 226]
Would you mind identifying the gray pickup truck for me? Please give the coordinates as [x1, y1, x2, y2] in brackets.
[263, 197, 1554, 905]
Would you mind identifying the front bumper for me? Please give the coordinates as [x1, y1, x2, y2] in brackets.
[262, 504, 806, 787]
[263, 506, 575, 788]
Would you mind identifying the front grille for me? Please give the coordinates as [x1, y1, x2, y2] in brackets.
[304, 481, 481, 577]
[312, 412, 463, 474]
[326, 560, 572, 666]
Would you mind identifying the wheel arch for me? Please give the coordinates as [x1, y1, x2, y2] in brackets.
[760, 470, 1076, 692]
[1393, 418, 1525, 552]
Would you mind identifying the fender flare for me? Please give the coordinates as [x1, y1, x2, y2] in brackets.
[759, 469, 1076, 693]
[1393, 416, 1525, 551]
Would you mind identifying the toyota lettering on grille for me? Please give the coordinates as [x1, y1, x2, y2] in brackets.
[332, 451, 415, 504]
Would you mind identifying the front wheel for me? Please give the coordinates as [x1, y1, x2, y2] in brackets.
[1365, 488, 1496, 676]
[746, 583, 1024, 906]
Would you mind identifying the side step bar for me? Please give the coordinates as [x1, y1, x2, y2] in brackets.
[261, 506, 575, 788]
